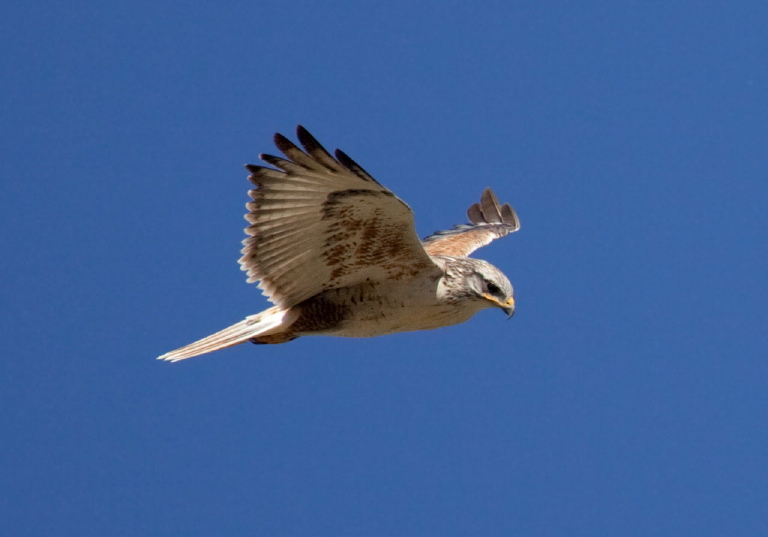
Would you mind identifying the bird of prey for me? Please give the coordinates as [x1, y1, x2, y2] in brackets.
[158, 126, 520, 362]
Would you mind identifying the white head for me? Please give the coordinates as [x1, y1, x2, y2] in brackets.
[441, 258, 515, 317]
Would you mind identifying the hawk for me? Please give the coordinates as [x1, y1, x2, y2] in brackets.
[158, 126, 520, 362]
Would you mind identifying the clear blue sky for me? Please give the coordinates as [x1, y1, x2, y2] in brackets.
[3, 1, 767, 535]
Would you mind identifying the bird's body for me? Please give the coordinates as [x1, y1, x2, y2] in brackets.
[284, 257, 495, 338]
[158, 127, 520, 362]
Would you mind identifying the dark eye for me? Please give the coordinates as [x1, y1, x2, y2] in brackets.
[486, 281, 501, 296]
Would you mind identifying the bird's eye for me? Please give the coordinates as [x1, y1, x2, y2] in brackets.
[486, 281, 501, 296]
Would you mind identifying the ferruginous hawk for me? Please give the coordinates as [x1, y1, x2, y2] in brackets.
[158, 126, 520, 362]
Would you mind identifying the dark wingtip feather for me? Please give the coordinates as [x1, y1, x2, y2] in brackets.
[296, 125, 326, 155]
[259, 153, 285, 168]
[467, 202, 483, 224]
[334, 148, 355, 170]
[335, 148, 379, 184]
[244, 163, 279, 186]
[295, 125, 347, 172]
[296, 125, 314, 145]
[479, 189, 503, 223]
[501, 203, 520, 229]
[273, 132, 293, 151]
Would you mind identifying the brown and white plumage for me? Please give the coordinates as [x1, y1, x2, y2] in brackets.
[157, 126, 521, 362]
[240, 127, 440, 308]
[422, 188, 520, 257]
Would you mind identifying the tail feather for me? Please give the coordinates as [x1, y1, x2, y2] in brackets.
[157, 307, 290, 362]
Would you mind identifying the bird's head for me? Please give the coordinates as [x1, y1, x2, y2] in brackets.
[464, 260, 515, 318]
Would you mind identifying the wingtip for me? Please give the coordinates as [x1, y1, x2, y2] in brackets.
[273, 132, 296, 154]
[296, 125, 321, 151]
[479, 188, 502, 224]
[334, 148, 375, 181]
[466, 189, 520, 230]
[467, 202, 482, 223]
[501, 203, 521, 230]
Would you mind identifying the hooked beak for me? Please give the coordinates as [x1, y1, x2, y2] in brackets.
[483, 294, 515, 319]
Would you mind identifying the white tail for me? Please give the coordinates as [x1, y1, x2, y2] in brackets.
[157, 307, 290, 362]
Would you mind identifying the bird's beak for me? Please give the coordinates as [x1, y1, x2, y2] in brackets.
[502, 297, 515, 319]
[483, 294, 515, 318]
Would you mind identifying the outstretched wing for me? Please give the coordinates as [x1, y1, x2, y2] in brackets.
[240, 126, 440, 309]
[422, 188, 520, 257]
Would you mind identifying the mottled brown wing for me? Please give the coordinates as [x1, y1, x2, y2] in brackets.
[240, 126, 441, 309]
[421, 188, 520, 257]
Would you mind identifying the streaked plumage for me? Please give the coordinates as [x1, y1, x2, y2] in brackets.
[158, 126, 520, 362]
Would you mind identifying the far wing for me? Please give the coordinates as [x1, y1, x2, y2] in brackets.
[422, 188, 520, 257]
[240, 126, 441, 309]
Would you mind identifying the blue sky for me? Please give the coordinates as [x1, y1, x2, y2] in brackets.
[3, 1, 768, 534]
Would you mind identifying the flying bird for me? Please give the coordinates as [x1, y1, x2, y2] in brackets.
[158, 126, 520, 362]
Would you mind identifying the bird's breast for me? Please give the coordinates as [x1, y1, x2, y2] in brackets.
[292, 279, 480, 338]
